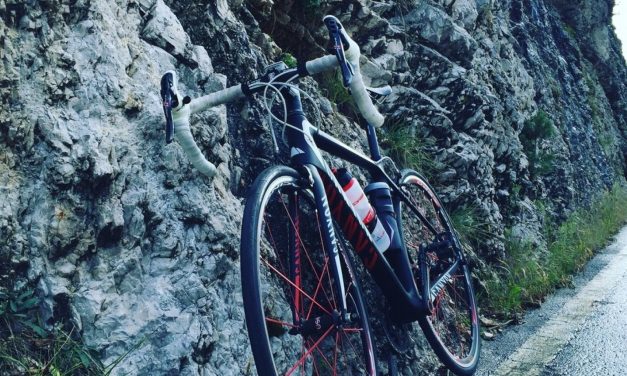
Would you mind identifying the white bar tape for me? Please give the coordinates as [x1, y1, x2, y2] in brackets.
[305, 55, 339, 75]
[168, 84, 244, 179]
[190, 84, 245, 115]
[349, 71, 384, 127]
[342, 29, 385, 128]
[172, 104, 217, 178]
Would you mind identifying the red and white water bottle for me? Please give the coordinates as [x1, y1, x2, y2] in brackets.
[334, 168, 391, 253]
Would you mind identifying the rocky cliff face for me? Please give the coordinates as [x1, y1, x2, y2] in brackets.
[1, 0, 625, 374]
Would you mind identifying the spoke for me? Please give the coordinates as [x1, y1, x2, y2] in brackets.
[283, 200, 335, 315]
[262, 257, 332, 316]
[432, 276, 472, 358]
[286, 326, 335, 376]
[401, 175, 477, 367]
[273, 193, 305, 322]
[277, 194, 335, 315]
[278, 194, 314, 272]
[277, 195, 327, 287]
[315, 209, 337, 311]
[309, 337, 336, 374]
[263, 217, 296, 312]
[342, 328, 364, 333]
[343, 281, 353, 301]
[306, 258, 332, 320]
[265, 317, 297, 328]
[257, 180, 377, 374]
[302, 251, 335, 317]
[340, 329, 362, 360]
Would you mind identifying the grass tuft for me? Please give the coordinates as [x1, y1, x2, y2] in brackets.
[450, 204, 495, 250]
[480, 183, 627, 317]
[378, 122, 437, 177]
[0, 287, 106, 375]
[0, 284, 140, 375]
[319, 71, 356, 117]
[519, 109, 557, 176]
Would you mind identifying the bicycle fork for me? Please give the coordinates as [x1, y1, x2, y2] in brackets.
[288, 165, 352, 335]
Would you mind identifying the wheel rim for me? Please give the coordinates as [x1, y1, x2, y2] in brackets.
[399, 173, 479, 369]
[253, 178, 375, 375]
[426, 265, 478, 366]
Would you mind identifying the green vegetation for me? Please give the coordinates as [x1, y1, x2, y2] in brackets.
[522, 110, 555, 139]
[377, 122, 437, 177]
[280, 53, 297, 69]
[319, 71, 358, 118]
[450, 204, 495, 251]
[0, 287, 107, 375]
[584, 73, 601, 122]
[564, 24, 577, 38]
[481, 184, 627, 317]
[478, 5, 494, 29]
[0, 282, 141, 374]
[304, 0, 321, 9]
[302, 0, 325, 18]
[510, 184, 523, 201]
[519, 110, 557, 176]
[320, 71, 352, 107]
[548, 78, 561, 99]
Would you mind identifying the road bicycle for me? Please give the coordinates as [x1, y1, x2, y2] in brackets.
[161, 15, 480, 376]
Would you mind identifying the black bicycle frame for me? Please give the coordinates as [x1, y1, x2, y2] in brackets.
[269, 70, 461, 322]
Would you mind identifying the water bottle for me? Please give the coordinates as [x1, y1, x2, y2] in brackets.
[365, 182, 401, 248]
[334, 168, 391, 252]
[365, 182, 409, 280]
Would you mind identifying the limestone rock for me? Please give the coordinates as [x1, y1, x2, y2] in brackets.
[0, 0, 625, 375]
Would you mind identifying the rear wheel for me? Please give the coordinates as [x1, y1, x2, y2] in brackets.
[241, 166, 376, 375]
[397, 169, 480, 376]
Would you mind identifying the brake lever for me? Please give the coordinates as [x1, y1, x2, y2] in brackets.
[160, 72, 178, 144]
[323, 16, 353, 87]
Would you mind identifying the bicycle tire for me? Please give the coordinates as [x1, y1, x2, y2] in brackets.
[241, 165, 377, 376]
[397, 169, 480, 376]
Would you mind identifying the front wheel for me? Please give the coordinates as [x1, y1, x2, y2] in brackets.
[241, 166, 377, 375]
[397, 169, 480, 376]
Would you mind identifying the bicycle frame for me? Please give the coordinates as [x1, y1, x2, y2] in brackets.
[275, 72, 463, 323]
